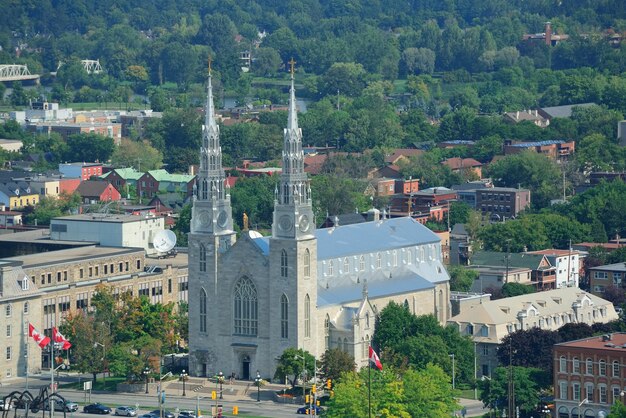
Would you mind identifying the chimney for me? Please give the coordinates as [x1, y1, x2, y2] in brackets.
[545, 22, 552, 46]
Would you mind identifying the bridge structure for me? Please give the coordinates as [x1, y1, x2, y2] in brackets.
[81, 59, 103, 74]
[0, 64, 40, 83]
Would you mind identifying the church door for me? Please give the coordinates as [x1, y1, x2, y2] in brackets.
[242, 356, 250, 380]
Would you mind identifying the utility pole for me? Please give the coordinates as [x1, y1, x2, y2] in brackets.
[504, 240, 511, 284]
[508, 339, 515, 418]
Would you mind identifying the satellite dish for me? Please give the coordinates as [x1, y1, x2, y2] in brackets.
[153, 230, 177, 253]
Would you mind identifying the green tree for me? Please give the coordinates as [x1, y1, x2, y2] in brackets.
[608, 401, 626, 418]
[479, 366, 542, 416]
[497, 328, 561, 383]
[402, 48, 435, 75]
[447, 266, 477, 292]
[486, 151, 561, 209]
[501, 282, 535, 298]
[274, 348, 316, 388]
[320, 62, 368, 98]
[230, 175, 277, 231]
[319, 348, 356, 382]
[403, 365, 459, 418]
[111, 139, 164, 171]
[253, 47, 282, 76]
[172, 204, 191, 246]
[448, 202, 472, 226]
[65, 133, 115, 164]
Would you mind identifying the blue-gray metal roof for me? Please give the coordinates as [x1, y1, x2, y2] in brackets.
[509, 140, 567, 147]
[540, 103, 596, 118]
[317, 266, 435, 307]
[315, 217, 440, 259]
[252, 217, 441, 259]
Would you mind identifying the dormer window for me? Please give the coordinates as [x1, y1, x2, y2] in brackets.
[21, 276, 29, 291]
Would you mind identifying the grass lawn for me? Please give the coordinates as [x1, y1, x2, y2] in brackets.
[457, 388, 478, 400]
[60, 376, 125, 392]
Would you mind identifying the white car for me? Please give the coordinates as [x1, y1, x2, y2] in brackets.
[0, 399, 12, 411]
[115, 407, 137, 417]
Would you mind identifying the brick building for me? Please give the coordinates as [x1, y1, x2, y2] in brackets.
[554, 333, 626, 418]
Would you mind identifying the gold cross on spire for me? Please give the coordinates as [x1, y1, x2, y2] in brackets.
[207, 56, 212, 75]
[288, 57, 296, 76]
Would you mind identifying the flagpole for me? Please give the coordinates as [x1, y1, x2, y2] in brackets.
[25, 320, 29, 391]
[368, 353, 371, 418]
[50, 333, 55, 418]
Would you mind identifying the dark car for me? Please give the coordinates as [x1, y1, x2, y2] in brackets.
[84, 404, 112, 414]
[296, 405, 324, 415]
[149, 410, 175, 418]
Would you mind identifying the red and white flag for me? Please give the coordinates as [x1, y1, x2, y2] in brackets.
[52, 327, 72, 350]
[369, 346, 383, 371]
[29, 323, 51, 349]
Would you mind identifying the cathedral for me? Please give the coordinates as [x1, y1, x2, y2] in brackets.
[187, 66, 451, 380]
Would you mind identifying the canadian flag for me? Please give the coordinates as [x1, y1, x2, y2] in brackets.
[29, 323, 51, 349]
[52, 327, 72, 350]
[369, 346, 383, 371]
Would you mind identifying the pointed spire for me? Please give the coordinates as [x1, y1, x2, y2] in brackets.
[205, 56, 217, 130]
[287, 58, 298, 131]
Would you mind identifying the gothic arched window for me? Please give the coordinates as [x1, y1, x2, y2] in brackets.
[343, 258, 349, 273]
[304, 249, 311, 278]
[304, 294, 311, 338]
[200, 288, 207, 333]
[234, 277, 258, 336]
[324, 314, 330, 350]
[376, 253, 382, 269]
[199, 244, 207, 272]
[359, 255, 365, 272]
[280, 294, 288, 339]
[281, 249, 288, 277]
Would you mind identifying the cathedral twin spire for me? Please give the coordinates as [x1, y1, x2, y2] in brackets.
[198, 57, 227, 202]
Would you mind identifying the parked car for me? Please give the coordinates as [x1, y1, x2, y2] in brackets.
[149, 410, 175, 418]
[115, 407, 137, 417]
[178, 410, 203, 418]
[84, 404, 112, 414]
[139, 414, 160, 418]
[296, 405, 324, 415]
[45, 399, 78, 412]
[0, 399, 12, 411]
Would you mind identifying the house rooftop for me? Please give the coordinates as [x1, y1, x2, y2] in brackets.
[555, 333, 626, 351]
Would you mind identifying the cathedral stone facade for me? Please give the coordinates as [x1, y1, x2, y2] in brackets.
[188, 69, 451, 380]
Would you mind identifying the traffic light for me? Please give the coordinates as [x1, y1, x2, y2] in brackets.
[311, 384, 316, 393]
[211, 391, 216, 400]
[232, 406, 238, 415]
[316, 400, 320, 406]
[305, 409, 309, 415]
[326, 379, 332, 389]
[305, 395, 310, 404]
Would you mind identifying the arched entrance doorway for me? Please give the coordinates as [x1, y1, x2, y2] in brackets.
[242, 355, 250, 380]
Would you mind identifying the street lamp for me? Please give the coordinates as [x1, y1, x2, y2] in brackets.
[578, 398, 588, 418]
[255, 370, 261, 402]
[181, 369, 187, 396]
[449, 354, 455, 390]
[94, 342, 106, 389]
[217, 371, 224, 400]
[294, 354, 306, 401]
[143, 367, 150, 394]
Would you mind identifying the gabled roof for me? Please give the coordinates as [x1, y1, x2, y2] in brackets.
[442, 157, 482, 170]
[76, 180, 111, 197]
[103, 168, 143, 181]
[147, 169, 195, 183]
[384, 148, 423, 164]
[319, 213, 366, 228]
[448, 288, 616, 343]
[539, 103, 596, 119]
[471, 251, 552, 270]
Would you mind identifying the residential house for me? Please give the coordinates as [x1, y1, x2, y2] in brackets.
[59, 163, 104, 181]
[449, 223, 471, 266]
[58, 178, 81, 195]
[589, 263, 626, 296]
[26, 175, 60, 198]
[553, 333, 626, 418]
[537, 103, 597, 121]
[390, 186, 457, 222]
[437, 140, 475, 149]
[589, 172, 626, 185]
[527, 249, 583, 289]
[503, 110, 549, 127]
[0, 182, 40, 209]
[101, 168, 143, 196]
[367, 165, 402, 179]
[448, 288, 617, 378]
[504, 139, 575, 160]
[441, 157, 483, 178]
[137, 170, 196, 200]
[522, 22, 569, 46]
[0, 209, 23, 228]
[117, 110, 162, 139]
[471, 250, 557, 291]
[365, 178, 397, 197]
[318, 213, 366, 229]
[75, 180, 121, 203]
[383, 148, 423, 165]
[476, 187, 531, 221]
[573, 243, 624, 254]
[148, 193, 192, 215]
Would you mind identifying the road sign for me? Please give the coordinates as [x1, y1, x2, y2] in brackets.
[83, 381, 92, 391]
